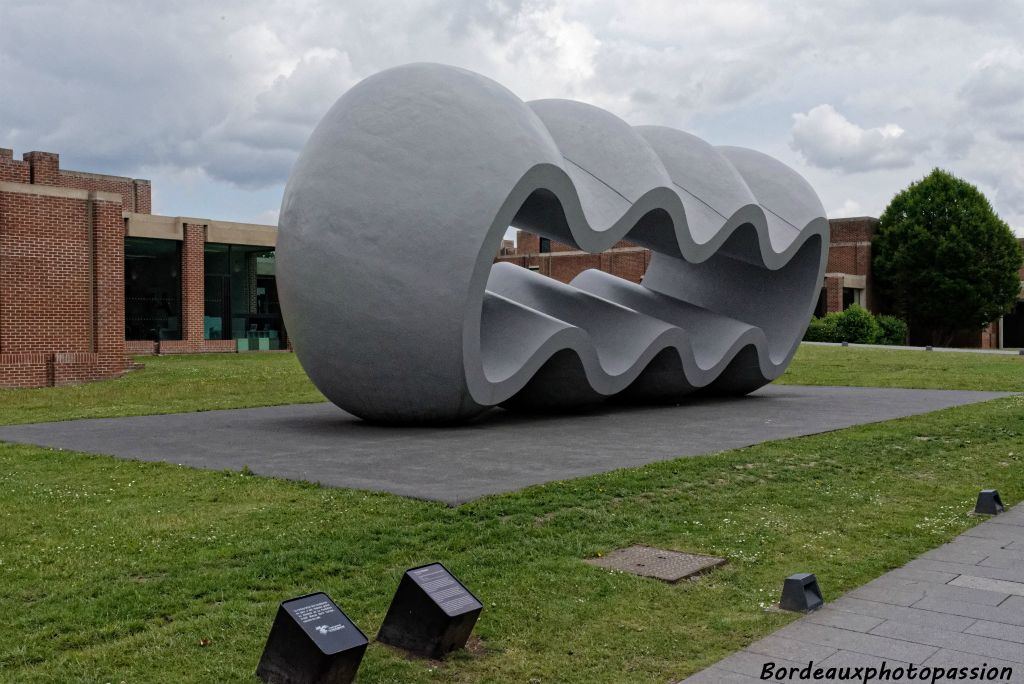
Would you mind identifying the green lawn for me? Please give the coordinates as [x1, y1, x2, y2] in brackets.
[1, 344, 1021, 427]
[780, 343, 1024, 391]
[0, 353, 323, 425]
[0, 347, 1021, 683]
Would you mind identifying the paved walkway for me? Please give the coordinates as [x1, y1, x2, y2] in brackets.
[683, 505, 1024, 683]
[0, 385, 1009, 504]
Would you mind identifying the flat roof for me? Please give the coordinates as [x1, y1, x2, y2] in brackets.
[124, 212, 277, 247]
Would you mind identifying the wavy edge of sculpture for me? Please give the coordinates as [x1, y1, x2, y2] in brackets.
[277, 63, 829, 423]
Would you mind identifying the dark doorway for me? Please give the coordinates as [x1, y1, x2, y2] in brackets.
[814, 288, 827, 317]
[1004, 302, 1024, 348]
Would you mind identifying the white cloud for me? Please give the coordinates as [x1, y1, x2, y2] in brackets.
[830, 199, 863, 218]
[253, 208, 281, 226]
[960, 49, 1024, 108]
[1, 0, 1023, 230]
[790, 105, 922, 173]
[956, 48, 1024, 144]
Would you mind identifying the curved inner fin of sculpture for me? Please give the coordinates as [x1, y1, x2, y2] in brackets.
[277, 64, 829, 424]
[468, 174, 826, 409]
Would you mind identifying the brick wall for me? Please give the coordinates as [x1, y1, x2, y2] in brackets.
[501, 229, 651, 284]
[0, 146, 157, 387]
[0, 183, 127, 387]
[60, 171, 151, 213]
[24, 151, 59, 185]
[0, 148, 30, 183]
[824, 275, 843, 312]
[0, 148, 151, 213]
[496, 247, 650, 285]
[826, 217, 875, 276]
[181, 222, 206, 350]
[1018, 238, 1024, 280]
[512, 229, 636, 255]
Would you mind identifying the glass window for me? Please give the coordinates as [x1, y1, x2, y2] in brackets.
[204, 244, 284, 348]
[124, 237, 182, 340]
[842, 287, 863, 310]
[539, 237, 551, 253]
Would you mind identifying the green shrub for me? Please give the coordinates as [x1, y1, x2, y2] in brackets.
[804, 306, 907, 345]
[876, 315, 909, 345]
[832, 304, 880, 343]
[804, 316, 837, 342]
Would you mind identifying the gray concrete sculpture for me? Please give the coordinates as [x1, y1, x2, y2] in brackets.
[277, 64, 829, 424]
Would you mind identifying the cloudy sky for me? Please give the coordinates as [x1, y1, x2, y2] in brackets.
[3, 0, 1023, 233]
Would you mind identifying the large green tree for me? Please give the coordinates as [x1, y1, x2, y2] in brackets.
[873, 169, 1023, 346]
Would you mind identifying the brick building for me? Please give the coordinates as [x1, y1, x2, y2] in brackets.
[500, 216, 1024, 350]
[3, 146, 1023, 389]
[0, 148, 280, 388]
[497, 231, 651, 283]
[818, 217, 874, 315]
[815, 217, 1021, 349]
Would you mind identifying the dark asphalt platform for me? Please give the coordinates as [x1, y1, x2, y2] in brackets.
[0, 385, 1009, 504]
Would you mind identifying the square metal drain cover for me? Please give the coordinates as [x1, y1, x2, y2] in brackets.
[585, 545, 726, 583]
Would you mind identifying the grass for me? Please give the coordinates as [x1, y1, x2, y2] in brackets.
[0, 346, 1021, 682]
[0, 344, 1021, 427]
[780, 343, 1024, 391]
[0, 353, 323, 425]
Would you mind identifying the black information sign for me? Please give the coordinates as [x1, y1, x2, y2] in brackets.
[256, 592, 368, 684]
[377, 563, 483, 659]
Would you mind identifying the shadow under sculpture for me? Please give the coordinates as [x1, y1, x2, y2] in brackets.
[277, 63, 830, 424]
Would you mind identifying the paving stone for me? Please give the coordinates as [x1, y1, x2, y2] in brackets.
[908, 557, 1024, 583]
[996, 509, 1024, 525]
[964, 619, 1024, 644]
[870, 620, 1024, 664]
[715, 650, 803, 679]
[681, 512, 1024, 684]
[744, 635, 836, 663]
[919, 545, 989, 565]
[921, 648, 1020, 680]
[967, 561, 1024, 582]
[900, 577, 1011, 605]
[847, 581, 926, 606]
[962, 525, 1024, 544]
[681, 666, 762, 683]
[888, 566, 960, 584]
[828, 596, 976, 632]
[979, 549, 1024, 569]
[803, 607, 885, 633]
[912, 595, 1024, 627]
[739, 653, 878, 683]
[946, 534, 1015, 552]
[949, 574, 1024, 597]
[817, 649, 909, 670]
[1002, 595, 1024, 612]
[855, 576, 1009, 606]
[774, 622, 938, 664]
[987, 516, 1024, 528]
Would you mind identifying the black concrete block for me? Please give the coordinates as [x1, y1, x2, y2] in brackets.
[780, 573, 824, 613]
[975, 489, 1005, 516]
